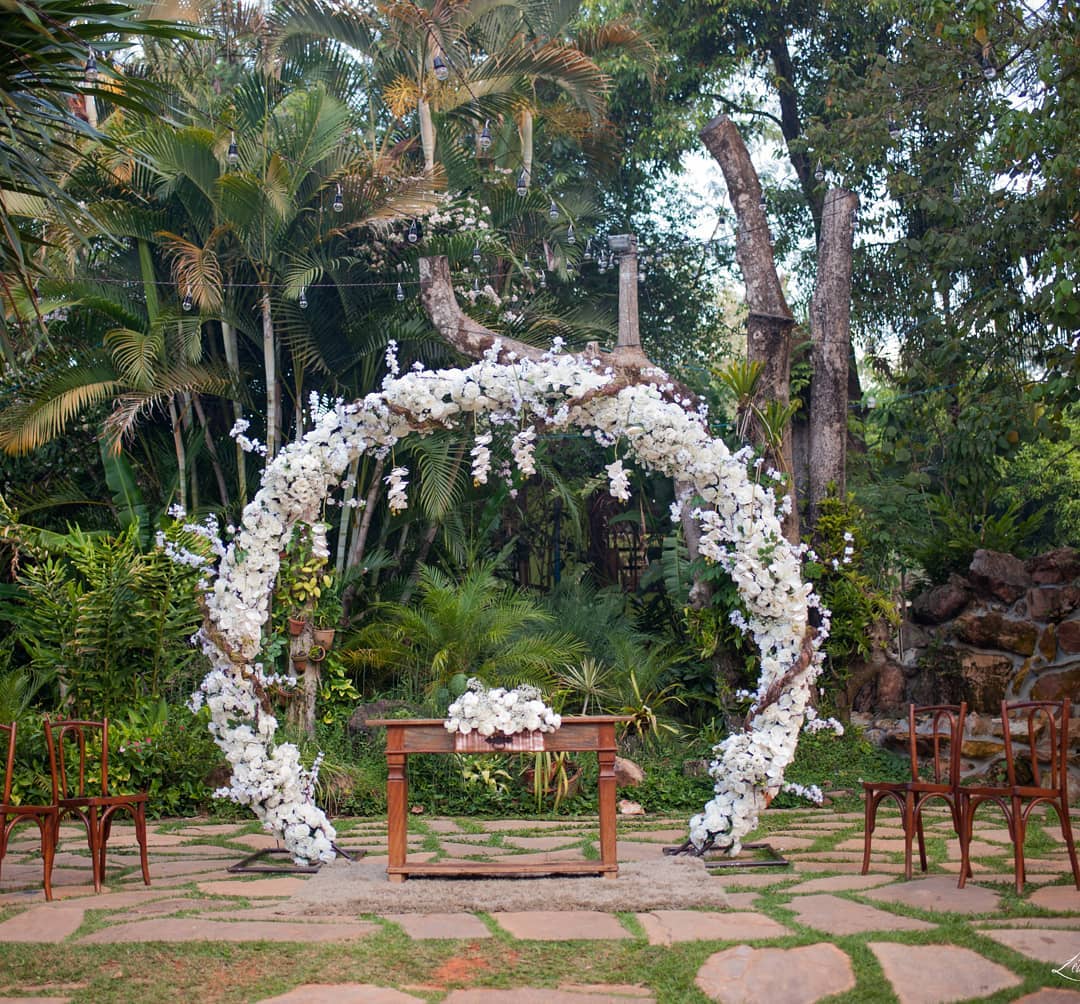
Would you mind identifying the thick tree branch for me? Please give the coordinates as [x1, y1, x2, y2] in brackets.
[417, 255, 697, 406]
[700, 114, 799, 542]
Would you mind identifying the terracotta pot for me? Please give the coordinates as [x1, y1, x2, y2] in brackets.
[292, 657, 308, 672]
[307, 645, 327, 663]
[287, 617, 306, 636]
[312, 628, 336, 649]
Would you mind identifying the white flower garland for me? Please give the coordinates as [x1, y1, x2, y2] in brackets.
[194, 342, 824, 862]
[445, 678, 561, 737]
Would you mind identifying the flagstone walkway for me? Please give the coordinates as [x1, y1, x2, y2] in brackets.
[2, 804, 1080, 1002]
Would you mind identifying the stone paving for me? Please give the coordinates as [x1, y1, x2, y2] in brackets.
[2, 806, 1080, 1001]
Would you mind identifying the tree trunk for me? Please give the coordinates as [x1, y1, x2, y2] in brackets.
[808, 188, 859, 530]
[168, 394, 187, 512]
[419, 98, 436, 173]
[334, 456, 360, 578]
[519, 109, 533, 187]
[220, 320, 247, 506]
[260, 291, 279, 459]
[699, 114, 799, 542]
[192, 393, 230, 509]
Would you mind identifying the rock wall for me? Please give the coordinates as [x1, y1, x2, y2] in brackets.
[850, 546, 1080, 784]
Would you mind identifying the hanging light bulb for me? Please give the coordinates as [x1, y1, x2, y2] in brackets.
[637, 266, 645, 282]
[181, 286, 193, 311]
[814, 160, 825, 182]
[227, 131, 239, 165]
[333, 183, 344, 213]
[953, 183, 962, 201]
[582, 237, 594, 262]
[432, 55, 449, 81]
[597, 256, 607, 274]
[758, 195, 767, 213]
[516, 169, 529, 196]
[407, 219, 419, 243]
[980, 53, 997, 80]
[539, 270, 547, 289]
[472, 277, 480, 293]
[396, 282, 405, 302]
[472, 242, 482, 263]
[298, 287, 308, 309]
[522, 251, 530, 273]
[548, 200, 559, 221]
[566, 224, 575, 245]
[478, 120, 492, 151]
[887, 119, 901, 140]
[84, 49, 98, 82]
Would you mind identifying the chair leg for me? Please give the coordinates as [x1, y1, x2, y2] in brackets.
[86, 806, 103, 893]
[958, 796, 972, 889]
[903, 790, 916, 880]
[135, 803, 150, 886]
[861, 790, 876, 875]
[915, 810, 928, 873]
[40, 815, 55, 902]
[1056, 799, 1080, 891]
[1013, 796, 1026, 895]
[98, 813, 112, 893]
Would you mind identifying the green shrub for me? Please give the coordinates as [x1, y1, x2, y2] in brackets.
[109, 700, 223, 817]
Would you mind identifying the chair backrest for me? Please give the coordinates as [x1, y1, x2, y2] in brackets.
[1, 722, 14, 805]
[1001, 700, 1070, 792]
[44, 718, 110, 800]
[907, 703, 967, 785]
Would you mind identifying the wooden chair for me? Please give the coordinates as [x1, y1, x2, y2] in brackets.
[862, 703, 969, 881]
[1, 722, 59, 900]
[44, 718, 150, 893]
[959, 699, 1080, 894]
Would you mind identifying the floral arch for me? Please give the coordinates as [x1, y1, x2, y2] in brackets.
[193, 343, 825, 864]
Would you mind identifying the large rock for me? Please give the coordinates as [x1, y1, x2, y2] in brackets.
[614, 756, 645, 787]
[952, 610, 1038, 655]
[1027, 586, 1080, 622]
[959, 651, 1016, 712]
[1061, 619, 1080, 654]
[911, 575, 972, 624]
[1026, 547, 1080, 585]
[969, 549, 1033, 604]
[874, 661, 907, 710]
[347, 700, 416, 735]
[1031, 664, 1080, 702]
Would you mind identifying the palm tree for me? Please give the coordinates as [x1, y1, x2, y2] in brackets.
[0, 0, 191, 355]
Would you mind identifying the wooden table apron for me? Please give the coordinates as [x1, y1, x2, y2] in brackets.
[366, 716, 631, 883]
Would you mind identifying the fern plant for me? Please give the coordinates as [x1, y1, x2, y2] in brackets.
[3, 525, 204, 716]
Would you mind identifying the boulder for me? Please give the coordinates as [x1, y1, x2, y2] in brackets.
[617, 799, 645, 815]
[911, 576, 973, 624]
[875, 661, 907, 711]
[1060, 619, 1080, 655]
[900, 620, 932, 661]
[1026, 547, 1080, 585]
[959, 651, 1016, 712]
[347, 700, 416, 735]
[969, 549, 1033, 604]
[1031, 664, 1080, 703]
[961, 737, 1006, 758]
[1026, 586, 1076, 623]
[952, 610, 1038, 655]
[614, 756, 645, 787]
[1038, 625, 1058, 660]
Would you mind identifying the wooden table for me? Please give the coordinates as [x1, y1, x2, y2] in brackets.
[366, 716, 631, 883]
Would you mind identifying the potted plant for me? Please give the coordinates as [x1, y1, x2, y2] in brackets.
[307, 644, 327, 663]
[312, 574, 345, 649]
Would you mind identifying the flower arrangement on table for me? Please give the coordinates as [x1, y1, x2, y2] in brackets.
[444, 677, 560, 750]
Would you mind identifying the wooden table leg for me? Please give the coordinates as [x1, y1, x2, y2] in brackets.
[386, 751, 408, 883]
[597, 733, 618, 878]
